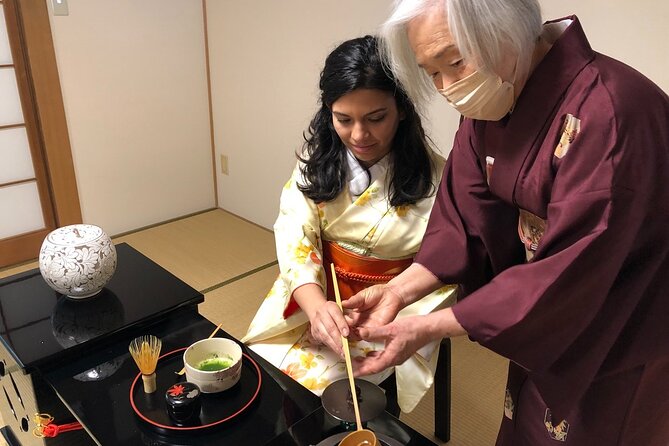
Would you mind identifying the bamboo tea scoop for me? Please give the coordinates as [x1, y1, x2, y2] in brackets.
[330, 264, 378, 446]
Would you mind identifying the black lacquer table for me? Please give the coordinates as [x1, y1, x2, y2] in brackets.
[0, 243, 203, 372]
[0, 243, 437, 446]
[0, 243, 203, 445]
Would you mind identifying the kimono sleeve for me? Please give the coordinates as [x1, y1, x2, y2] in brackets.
[273, 163, 326, 300]
[415, 121, 524, 294]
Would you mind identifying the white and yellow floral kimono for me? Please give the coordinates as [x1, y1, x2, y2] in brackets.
[242, 151, 456, 413]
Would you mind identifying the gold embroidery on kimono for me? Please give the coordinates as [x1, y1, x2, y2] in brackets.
[544, 409, 570, 442]
[518, 209, 547, 261]
[504, 388, 515, 420]
[242, 157, 456, 413]
[554, 113, 581, 159]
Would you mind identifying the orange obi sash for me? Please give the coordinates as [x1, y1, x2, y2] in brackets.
[283, 241, 413, 318]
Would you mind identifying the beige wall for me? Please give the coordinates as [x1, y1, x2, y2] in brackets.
[208, 0, 668, 229]
[541, 1, 668, 91]
[206, 1, 460, 229]
[47, 0, 214, 236]
[46, 1, 667, 234]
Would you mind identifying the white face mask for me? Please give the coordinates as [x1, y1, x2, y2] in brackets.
[438, 70, 514, 121]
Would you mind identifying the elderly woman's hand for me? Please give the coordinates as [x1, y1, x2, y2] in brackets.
[353, 308, 467, 376]
[352, 314, 435, 376]
[341, 284, 405, 333]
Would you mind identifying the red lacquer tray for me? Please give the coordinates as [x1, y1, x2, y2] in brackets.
[130, 347, 261, 433]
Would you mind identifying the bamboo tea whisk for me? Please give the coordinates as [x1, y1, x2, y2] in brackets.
[129, 335, 162, 393]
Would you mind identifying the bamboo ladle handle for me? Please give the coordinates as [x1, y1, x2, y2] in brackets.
[330, 264, 363, 430]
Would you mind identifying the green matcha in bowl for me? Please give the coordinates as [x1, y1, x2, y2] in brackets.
[183, 337, 242, 393]
[196, 355, 234, 371]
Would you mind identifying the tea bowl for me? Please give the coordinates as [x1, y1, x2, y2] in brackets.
[183, 338, 242, 393]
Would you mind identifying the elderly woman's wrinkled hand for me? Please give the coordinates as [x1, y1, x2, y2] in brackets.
[341, 284, 405, 336]
[352, 315, 434, 376]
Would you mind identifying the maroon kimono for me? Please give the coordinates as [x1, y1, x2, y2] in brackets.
[415, 17, 669, 445]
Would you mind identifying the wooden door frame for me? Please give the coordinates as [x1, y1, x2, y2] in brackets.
[13, 0, 81, 225]
[1, 0, 81, 266]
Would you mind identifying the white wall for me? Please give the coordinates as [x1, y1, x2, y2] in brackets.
[541, 1, 668, 92]
[48, 0, 214, 236]
[206, 1, 462, 229]
[44, 1, 668, 234]
[208, 0, 668, 230]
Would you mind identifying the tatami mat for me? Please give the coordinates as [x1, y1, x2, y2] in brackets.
[401, 336, 507, 445]
[0, 257, 36, 279]
[114, 209, 277, 291]
[199, 264, 279, 340]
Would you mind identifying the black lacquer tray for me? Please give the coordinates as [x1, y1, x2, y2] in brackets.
[130, 347, 261, 433]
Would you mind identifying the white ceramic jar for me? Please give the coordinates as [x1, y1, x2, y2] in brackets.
[39, 224, 117, 299]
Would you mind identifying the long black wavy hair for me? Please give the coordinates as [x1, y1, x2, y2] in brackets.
[297, 35, 436, 207]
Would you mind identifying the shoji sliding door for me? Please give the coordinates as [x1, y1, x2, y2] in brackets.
[0, 0, 80, 268]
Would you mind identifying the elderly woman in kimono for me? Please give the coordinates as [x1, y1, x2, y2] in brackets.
[342, 1, 669, 445]
[242, 35, 456, 413]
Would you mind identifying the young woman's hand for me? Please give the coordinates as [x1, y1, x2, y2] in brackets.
[291, 283, 349, 357]
[307, 300, 349, 357]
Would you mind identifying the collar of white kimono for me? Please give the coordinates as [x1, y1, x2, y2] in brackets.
[346, 149, 390, 199]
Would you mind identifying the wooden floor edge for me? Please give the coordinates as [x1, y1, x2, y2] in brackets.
[110, 208, 218, 239]
[199, 260, 278, 295]
[216, 207, 274, 234]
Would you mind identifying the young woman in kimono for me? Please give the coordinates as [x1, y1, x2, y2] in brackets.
[241, 35, 456, 413]
[343, 1, 669, 445]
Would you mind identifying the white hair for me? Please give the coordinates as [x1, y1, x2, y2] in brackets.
[380, 0, 543, 108]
